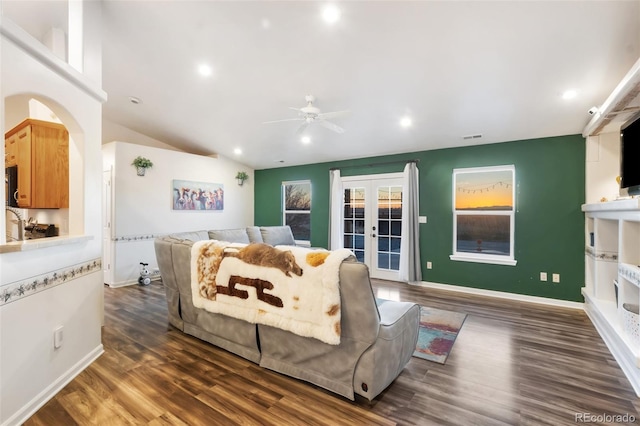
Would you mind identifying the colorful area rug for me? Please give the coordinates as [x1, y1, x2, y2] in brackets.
[413, 306, 467, 364]
[375, 299, 467, 364]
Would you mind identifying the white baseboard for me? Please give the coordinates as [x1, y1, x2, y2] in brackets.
[107, 276, 161, 288]
[413, 280, 584, 310]
[2, 345, 104, 426]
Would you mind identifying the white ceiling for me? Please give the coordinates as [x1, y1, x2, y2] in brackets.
[4, 1, 640, 169]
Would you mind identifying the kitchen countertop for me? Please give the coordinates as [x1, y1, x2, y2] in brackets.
[0, 235, 93, 253]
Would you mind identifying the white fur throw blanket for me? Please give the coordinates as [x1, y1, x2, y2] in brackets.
[191, 240, 354, 345]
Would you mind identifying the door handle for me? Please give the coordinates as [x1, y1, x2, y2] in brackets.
[371, 233, 376, 238]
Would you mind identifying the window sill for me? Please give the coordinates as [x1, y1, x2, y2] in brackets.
[0, 235, 93, 253]
[449, 254, 517, 266]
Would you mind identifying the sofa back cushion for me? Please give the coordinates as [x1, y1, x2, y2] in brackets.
[260, 226, 296, 246]
[167, 230, 210, 242]
[208, 228, 250, 244]
[246, 226, 263, 243]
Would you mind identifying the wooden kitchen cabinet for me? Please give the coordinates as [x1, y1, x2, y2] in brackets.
[4, 133, 18, 167]
[4, 118, 69, 208]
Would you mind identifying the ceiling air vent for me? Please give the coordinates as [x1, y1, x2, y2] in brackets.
[462, 134, 483, 140]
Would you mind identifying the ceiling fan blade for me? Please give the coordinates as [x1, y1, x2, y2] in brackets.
[295, 122, 310, 136]
[288, 107, 303, 113]
[317, 110, 350, 120]
[263, 118, 304, 124]
[317, 120, 345, 134]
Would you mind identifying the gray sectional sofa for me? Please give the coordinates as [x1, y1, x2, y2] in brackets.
[154, 226, 420, 401]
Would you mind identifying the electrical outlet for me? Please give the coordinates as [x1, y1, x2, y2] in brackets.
[552, 273, 560, 283]
[540, 272, 547, 282]
[426, 261, 432, 269]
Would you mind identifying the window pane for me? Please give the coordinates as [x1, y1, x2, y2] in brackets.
[390, 220, 401, 236]
[344, 205, 353, 218]
[285, 183, 311, 211]
[344, 235, 353, 249]
[390, 186, 402, 219]
[355, 235, 365, 250]
[390, 254, 400, 270]
[390, 237, 401, 253]
[285, 213, 310, 240]
[378, 253, 389, 269]
[378, 220, 389, 236]
[456, 214, 510, 256]
[378, 237, 389, 252]
[455, 170, 513, 211]
[355, 220, 365, 234]
[344, 220, 353, 233]
[354, 250, 365, 263]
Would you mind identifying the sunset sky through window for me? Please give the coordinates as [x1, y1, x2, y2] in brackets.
[455, 170, 513, 210]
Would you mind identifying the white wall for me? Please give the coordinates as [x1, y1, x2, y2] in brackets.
[585, 131, 621, 204]
[102, 141, 254, 286]
[0, 11, 105, 426]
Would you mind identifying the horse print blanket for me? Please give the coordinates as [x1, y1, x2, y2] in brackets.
[191, 240, 354, 345]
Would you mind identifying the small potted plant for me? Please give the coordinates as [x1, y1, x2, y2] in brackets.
[132, 156, 153, 176]
[236, 171, 249, 186]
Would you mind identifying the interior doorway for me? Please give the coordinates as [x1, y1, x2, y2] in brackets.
[342, 173, 403, 280]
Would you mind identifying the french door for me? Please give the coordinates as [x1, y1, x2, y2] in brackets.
[342, 175, 403, 280]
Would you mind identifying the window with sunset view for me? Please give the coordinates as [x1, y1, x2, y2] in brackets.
[450, 165, 517, 266]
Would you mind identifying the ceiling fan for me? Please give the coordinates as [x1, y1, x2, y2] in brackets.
[263, 95, 349, 135]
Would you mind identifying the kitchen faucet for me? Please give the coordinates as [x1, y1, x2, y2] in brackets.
[5, 207, 24, 241]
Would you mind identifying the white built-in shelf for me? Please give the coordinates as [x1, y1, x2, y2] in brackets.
[582, 198, 640, 213]
[582, 200, 640, 394]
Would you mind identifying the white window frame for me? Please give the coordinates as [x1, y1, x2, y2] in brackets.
[282, 180, 311, 246]
[449, 165, 517, 266]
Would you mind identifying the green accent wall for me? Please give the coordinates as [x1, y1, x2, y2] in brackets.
[255, 134, 586, 302]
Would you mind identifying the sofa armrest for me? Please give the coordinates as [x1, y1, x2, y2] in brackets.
[353, 301, 420, 400]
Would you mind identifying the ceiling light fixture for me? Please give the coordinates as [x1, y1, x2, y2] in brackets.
[400, 116, 412, 128]
[322, 4, 341, 24]
[562, 89, 577, 100]
[198, 64, 213, 77]
[301, 136, 311, 144]
[233, 148, 242, 155]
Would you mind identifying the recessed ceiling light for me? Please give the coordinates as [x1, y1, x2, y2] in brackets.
[233, 148, 242, 155]
[322, 4, 341, 24]
[301, 136, 311, 144]
[128, 96, 142, 105]
[400, 116, 412, 128]
[562, 89, 577, 100]
[198, 64, 213, 77]
[261, 18, 271, 29]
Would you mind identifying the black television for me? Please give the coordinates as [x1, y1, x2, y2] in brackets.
[620, 111, 640, 196]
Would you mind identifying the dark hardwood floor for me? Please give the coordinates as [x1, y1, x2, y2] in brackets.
[25, 279, 640, 425]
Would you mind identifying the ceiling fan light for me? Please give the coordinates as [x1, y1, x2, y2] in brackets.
[301, 136, 311, 144]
